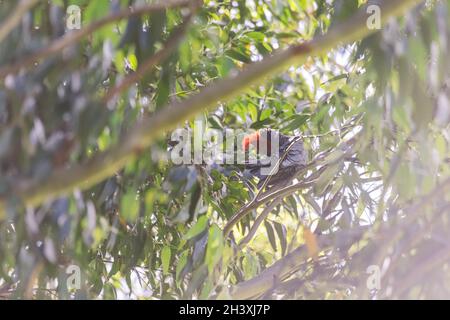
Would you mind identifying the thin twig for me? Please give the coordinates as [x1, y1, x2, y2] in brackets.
[0, 0, 422, 219]
[223, 135, 304, 238]
[230, 226, 368, 299]
[393, 245, 450, 298]
[238, 197, 283, 248]
[102, 8, 196, 102]
[0, 0, 192, 78]
[0, 0, 40, 43]
[223, 132, 360, 238]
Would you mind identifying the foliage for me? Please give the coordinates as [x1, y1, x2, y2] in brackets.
[0, 0, 449, 300]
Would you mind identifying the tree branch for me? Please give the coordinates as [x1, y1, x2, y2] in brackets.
[102, 7, 196, 103]
[223, 135, 305, 238]
[393, 246, 450, 298]
[230, 226, 368, 299]
[0, 0, 423, 219]
[0, 0, 192, 78]
[237, 197, 283, 249]
[0, 0, 40, 44]
[223, 132, 360, 237]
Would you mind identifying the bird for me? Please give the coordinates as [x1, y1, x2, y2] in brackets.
[242, 128, 307, 189]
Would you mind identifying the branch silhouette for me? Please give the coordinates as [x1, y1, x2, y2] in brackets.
[0, 0, 422, 219]
[0, 0, 40, 43]
[0, 0, 192, 78]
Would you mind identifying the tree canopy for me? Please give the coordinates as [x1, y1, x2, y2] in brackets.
[0, 0, 449, 299]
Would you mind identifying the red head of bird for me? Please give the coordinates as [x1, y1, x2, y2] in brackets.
[242, 130, 261, 152]
[242, 129, 277, 156]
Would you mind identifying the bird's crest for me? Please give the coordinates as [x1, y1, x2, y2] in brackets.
[242, 130, 260, 151]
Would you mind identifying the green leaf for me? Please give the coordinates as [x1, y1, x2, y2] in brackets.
[216, 57, 235, 77]
[408, 37, 427, 81]
[161, 246, 171, 275]
[176, 250, 189, 283]
[205, 224, 224, 274]
[314, 162, 342, 196]
[156, 66, 170, 108]
[85, 1, 108, 23]
[283, 114, 309, 131]
[303, 193, 321, 214]
[127, 53, 138, 71]
[225, 48, 251, 64]
[114, 50, 125, 74]
[245, 31, 266, 41]
[120, 190, 139, 222]
[264, 220, 277, 252]
[183, 215, 208, 240]
[435, 134, 447, 159]
[273, 222, 287, 256]
[395, 164, 416, 199]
